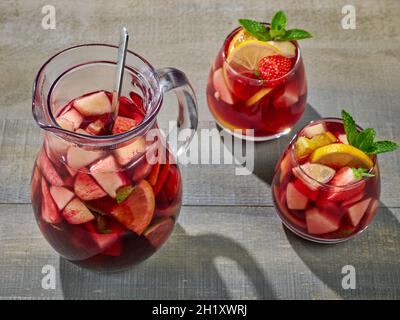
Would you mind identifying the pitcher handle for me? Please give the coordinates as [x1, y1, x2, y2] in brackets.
[156, 68, 198, 157]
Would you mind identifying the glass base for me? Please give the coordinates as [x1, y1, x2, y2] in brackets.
[215, 120, 292, 141]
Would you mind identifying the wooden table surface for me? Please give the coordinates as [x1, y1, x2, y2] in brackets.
[0, 0, 399, 300]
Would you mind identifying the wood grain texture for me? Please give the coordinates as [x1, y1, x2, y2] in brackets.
[0, 0, 399, 299]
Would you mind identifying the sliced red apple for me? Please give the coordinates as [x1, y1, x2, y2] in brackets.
[90, 155, 127, 198]
[56, 117, 74, 131]
[114, 136, 146, 166]
[67, 146, 105, 172]
[112, 116, 137, 135]
[345, 197, 372, 227]
[49, 186, 74, 210]
[213, 68, 234, 105]
[74, 172, 107, 201]
[303, 122, 327, 139]
[110, 180, 155, 235]
[62, 198, 95, 224]
[41, 177, 62, 224]
[144, 217, 174, 248]
[74, 91, 112, 116]
[38, 149, 64, 186]
[306, 207, 341, 235]
[286, 182, 308, 210]
[58, 107, 83, 130]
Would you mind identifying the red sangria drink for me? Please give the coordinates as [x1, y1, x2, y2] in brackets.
[206, 11, 311, 140]
[272, 110, 398, 243]
[31, 45, 198, 270]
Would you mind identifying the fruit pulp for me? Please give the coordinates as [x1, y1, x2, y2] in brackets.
[206, 27, 307, 139]
[31, 90, 182, 270]
[272, 119, 380, 242]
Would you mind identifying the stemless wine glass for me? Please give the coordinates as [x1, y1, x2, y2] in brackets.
[206, 25, 307, 141]
[31, 44, 198, 271]
[272, 118, 380, 243]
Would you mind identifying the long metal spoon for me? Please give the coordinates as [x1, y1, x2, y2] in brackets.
[111, 27, 129, 124]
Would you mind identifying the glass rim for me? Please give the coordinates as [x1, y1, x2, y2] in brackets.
[289, 117, 377, 190]
[221, 25, 302, 85]
[33, 43, 163, 146]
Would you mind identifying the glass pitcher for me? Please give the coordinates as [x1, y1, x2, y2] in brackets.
[31, 44, 198, 271]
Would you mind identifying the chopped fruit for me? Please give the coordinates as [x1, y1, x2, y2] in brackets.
[315, 198, 342, 217]
[342, 191, 364, 207]
[49, 186, 74, 210]
[213, 68, 234, 105]
[245, 87, 272, 107]
[56, 118, 74, 131]
[311, 132, 337, 147]
[38, 149, 64, 186]
[110, 180, 155, 235]
[303, 122, 327, 138]
[74, 172, 107, 201]
[163, 166, 181, 201]
[286, 182, 308, 210]
[67, 146, 105, 172]
[114, 137, 146, 166]
[295, 137, 315, 158]
[364, 198, 379, 226]
[293, 178, 318, 201]
[153, 164, 170, 195]
[258, 55, 293, 84]
[294, 162, 336, 184]
[148, 162, 161, 186]
[58, 107, 83, 130]
[41, 178, 62, 224]
[144, 217, 174, 248]
[227, 40, 281, 72]
[346, 198, 372, 227]
[132, 158, 152, 182]
[155, 201, 181, 218]
[326, 167, 366, 202]
[306, 207, 341, 235]
[116, 185, 135, 204]
[112, 116, 137, 135]
[279, 152, 292, 184]
[63, 198, 95, 224]
[338, 134, 349, 144]
[330, 167, 361, 186]
[73, 91, 112, 116]
[86, 119, 106, 135]
[84, 221, 122, 252]
[310, 143, 374, 169]
[90, 156, 127, 198]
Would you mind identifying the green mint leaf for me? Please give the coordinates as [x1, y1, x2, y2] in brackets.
[86, 204, 106, 216]
[351, 167, 375, 178]
[341, 110, 358, 146]
[116, 185, 135, 204]
[276, 29, 312, 41]
[271, 11, 287, 32]
[354, 128, 376, 152]
[270, 27, 286, 39]
[254, 70, 261, 78]
[369, 140, 398, 155]
[238, 19, 271, 41]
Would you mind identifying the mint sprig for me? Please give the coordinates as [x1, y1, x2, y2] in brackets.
[116, 185, 135, 204]
[239, 11, 312, 42]
[341, 110, 398, 155]
[352, 167, 375, 178]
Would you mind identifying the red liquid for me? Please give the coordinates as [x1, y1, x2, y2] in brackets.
[31, 91, 182, 271]
[272, 120, 380, 242]
[206, 27, 307, 138]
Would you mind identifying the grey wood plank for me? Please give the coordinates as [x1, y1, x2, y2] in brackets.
[0, 204, 399, 300]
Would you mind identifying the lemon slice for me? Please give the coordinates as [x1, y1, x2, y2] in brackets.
[310, 143, 373, 169]
[295, 132, 337, 158]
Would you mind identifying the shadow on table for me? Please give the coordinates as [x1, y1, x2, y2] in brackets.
[59, 224, 275, 299]
[218, 103, 321, 185]
[285, 203, 400, 299]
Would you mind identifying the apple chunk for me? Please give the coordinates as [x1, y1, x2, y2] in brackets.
[63, 198, 95, 224]
[114, 137, 146, 166]
[74, 91, 112, 116]
[306, 207, 341, 235]
[286, 182, 308, 210]
[144, 217, 174, 248]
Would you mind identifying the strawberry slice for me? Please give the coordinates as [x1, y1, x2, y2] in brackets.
[345, 197, 372, 227]
[286, 182, 308, 210]
[90, 155, 127, 198]
[258, 55, 293, 86]
[74, 172, 107, 201]
[74, 91, 112, 116]
[144, 217, 174, 248]
[112, 116, 137, 135]
[62, 198, 95, 224]
[306, 207, 341, 235]
[41, 177, 62, 224]
[38, 149, 64, 187]
[163, 165, 181, 201]
[49, 186, 74, 210]
[110, 180, 155, 235]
